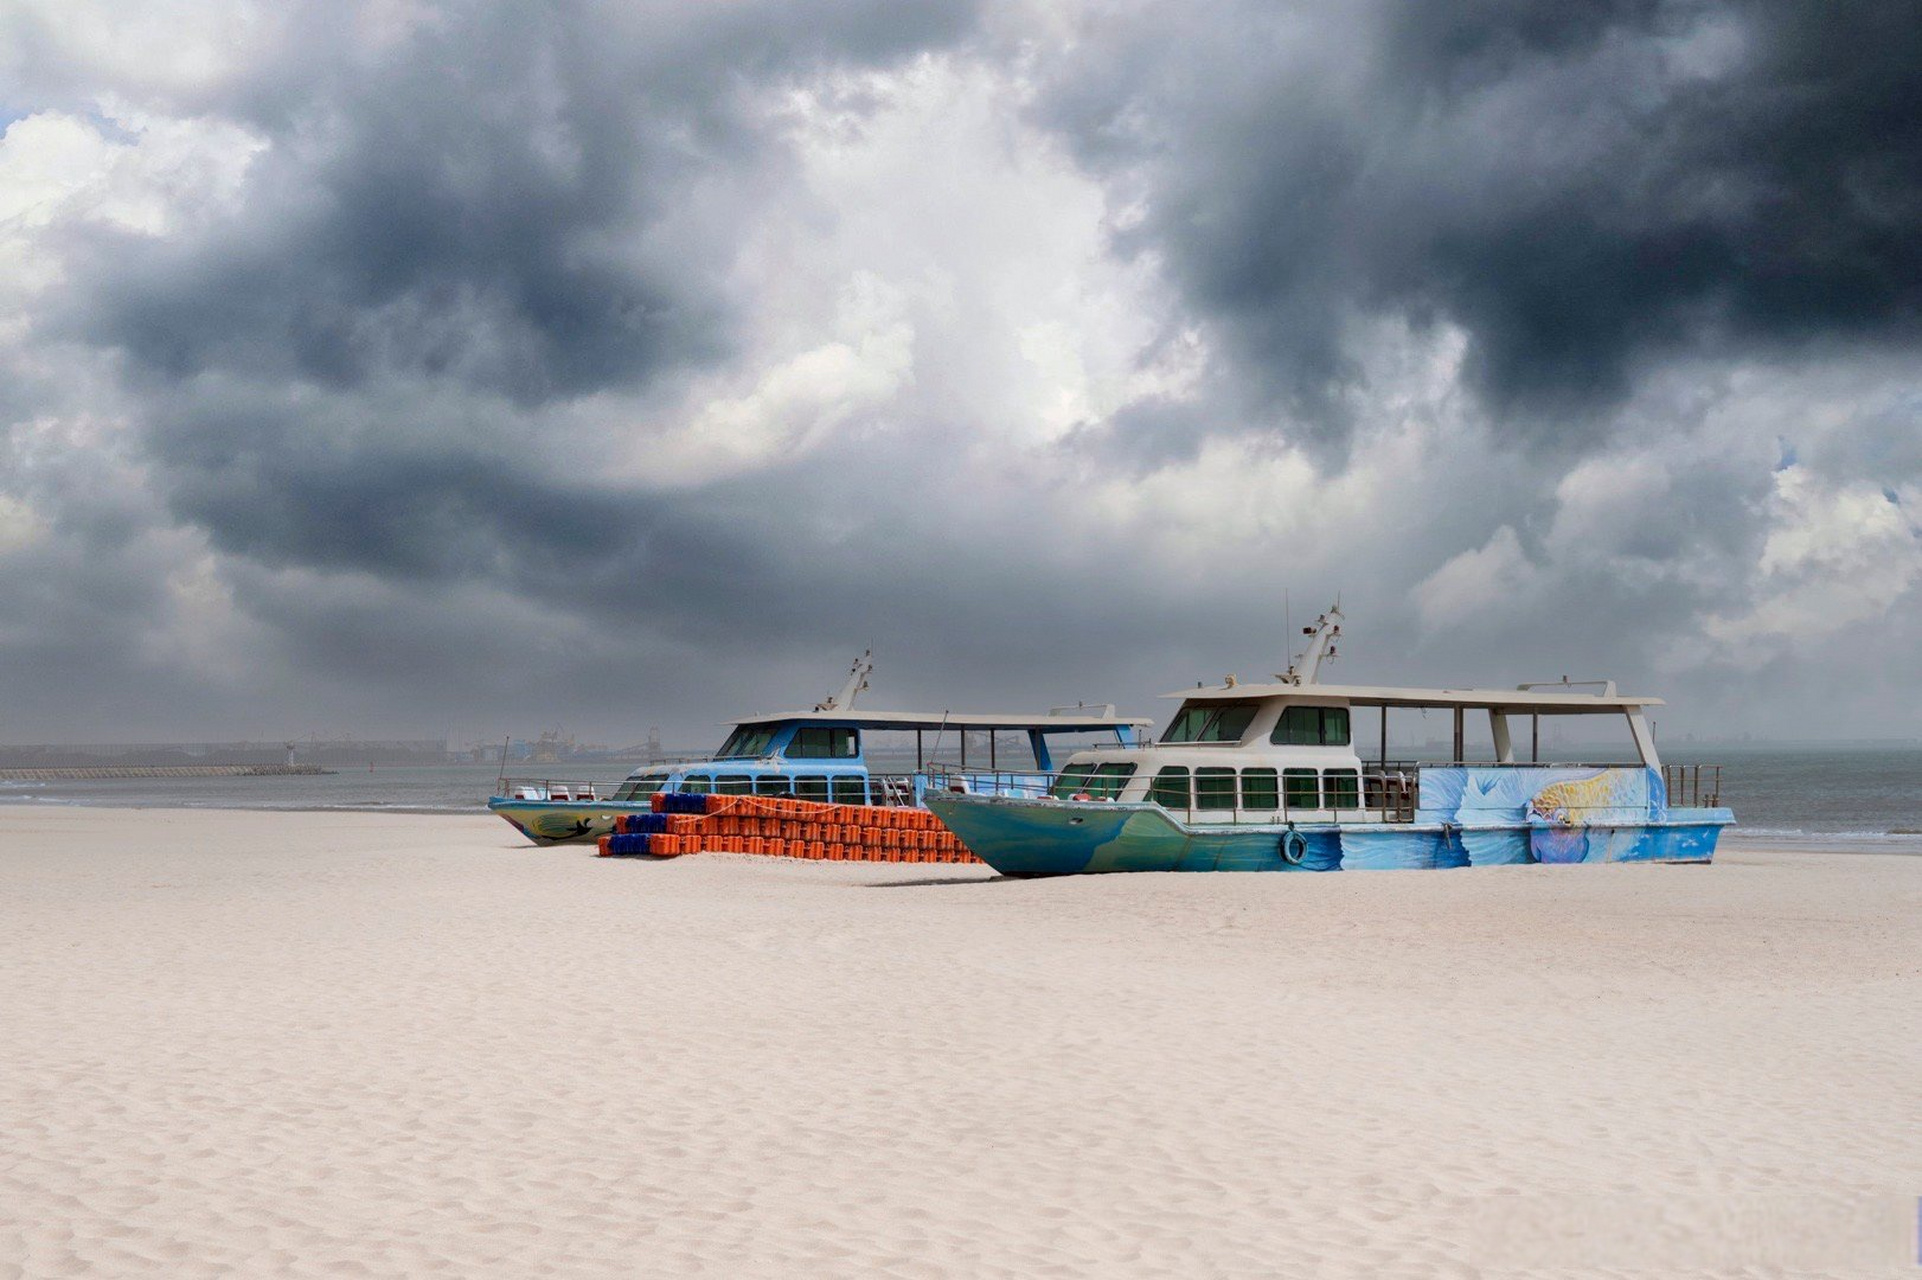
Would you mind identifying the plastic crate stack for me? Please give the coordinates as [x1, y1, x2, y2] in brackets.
[595, 810, 669, 857]
[594, 791, 979, 863]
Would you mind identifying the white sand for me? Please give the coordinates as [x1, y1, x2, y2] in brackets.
[2, 808, 1917, 1278]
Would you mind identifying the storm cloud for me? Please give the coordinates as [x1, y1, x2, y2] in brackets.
[1033, 0, 1922, 450]
[0, 0, 1917, 745]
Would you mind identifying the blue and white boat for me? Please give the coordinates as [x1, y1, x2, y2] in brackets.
[924, 608, 1733, 876]
[489, 653, 1151, 844]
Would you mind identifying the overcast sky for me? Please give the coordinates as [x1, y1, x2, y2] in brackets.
[2, 0, 1918, 747]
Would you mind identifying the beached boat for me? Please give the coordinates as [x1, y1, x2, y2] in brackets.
[488, 653, 1151, 845]
[924, 608, 1732, 876]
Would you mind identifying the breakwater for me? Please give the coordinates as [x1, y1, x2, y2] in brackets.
[0, 764, 334, 780]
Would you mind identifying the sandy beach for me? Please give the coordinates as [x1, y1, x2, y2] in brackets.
[1, 807, 1916, 1278]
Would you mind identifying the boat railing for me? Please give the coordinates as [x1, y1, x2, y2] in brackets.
[920, 759, 1717, 826]
[494, 776, 628, 803]
[922, 763, 1422, 825]
[1661, 762, 1723, 808]
[663, 771, 932, 808]
[1398, 759, 1647, 769]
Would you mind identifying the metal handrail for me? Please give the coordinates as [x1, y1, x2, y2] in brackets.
[1402, 759, 1648, 769]
[494, 776, 627, 801]
[922, 761, 1418, 825]
[922, 760, 1710, 827]
[1662, 763, 1723, 808]
[1065, 738, 1656, 770]
[653, 770, 932, 808]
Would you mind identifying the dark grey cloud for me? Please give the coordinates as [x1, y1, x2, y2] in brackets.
[58, 1, 976, 402]
[2, 0, 1918, 746]
[34, 0, 985, 616]
[1034, 0, 1922, 450]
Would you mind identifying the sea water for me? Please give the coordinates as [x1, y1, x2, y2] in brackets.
[3, 749, 1918, 852]
[0, 764, 509, 815]
[1663, 745, 1922, 846]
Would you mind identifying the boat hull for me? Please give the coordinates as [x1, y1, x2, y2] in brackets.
[487, 799, 633, 846]
[923, 792, 1732, 877]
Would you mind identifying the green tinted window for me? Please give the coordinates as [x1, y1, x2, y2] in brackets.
[1049, 764, 1094, 799]
[793, 775, 830, 802]
[831, 776, 868, 805]
[788, 727, 858, 759]
[1161, 706, 1209, 743]
[1163, 701, 1258, 743]
[715, 774, 752, 795]
[716, 726, 778, 758]
[1321, 707, 1350, 746]
[1195, 767, 1237, 810]
[1272, 707, 1318, 745]
[1052, 762, 1138, 800]
[1208, 704, 1257, 742]
[1324, 769, 1359, 809]
[1271, 706, 1351, 746]
[753, 776, 791, 796]
[612, 777, 664, 801]
[1283, 768, 1319, 808]
[1240, 768, 1279, 810]
[1149, 766, 1190, 808]
[680, 774, 713, 794]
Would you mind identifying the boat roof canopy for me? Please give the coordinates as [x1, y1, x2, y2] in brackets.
[1161, 682, 1663, 714]
[729, 708, 1154, 732]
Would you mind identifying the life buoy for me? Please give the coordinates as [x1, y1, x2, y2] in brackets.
[1281, 828, 1307, 865]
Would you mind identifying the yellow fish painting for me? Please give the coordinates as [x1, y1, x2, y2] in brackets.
[1529, 770, 1632, 828]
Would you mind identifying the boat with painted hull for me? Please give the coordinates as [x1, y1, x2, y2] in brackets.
[924, 607, 1733, 877]
[488, 653, 1151, 845]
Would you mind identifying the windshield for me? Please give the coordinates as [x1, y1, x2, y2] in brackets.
[1048, 762, 1137, 799]
[785, 726, 858, 759]
[716, 725, 779, 758]
[1160, 701, 1258, 743]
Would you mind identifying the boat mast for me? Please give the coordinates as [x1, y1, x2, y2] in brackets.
[1281, 604, 1343, 686]
[815, 650, 874, 712]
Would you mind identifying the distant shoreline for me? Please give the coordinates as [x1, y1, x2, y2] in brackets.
[0, 764, 335, 781]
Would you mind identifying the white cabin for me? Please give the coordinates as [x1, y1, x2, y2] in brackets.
[1047, 610, 1666, 823]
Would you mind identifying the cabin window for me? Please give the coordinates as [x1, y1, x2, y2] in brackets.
[1087, 762, 1137, 800]
[1324, 707, 1350, 746]
[1149, 766, 1191, 809]
[1051, 762, 1136, 799]
[793, 775, 830, 802]
[831, 776, 868, 805]
[1282, 768, 1319, 808]
[1240, 768, 1279, 811]
[612, 777, 664, 801]
[680, 774, 714, 794]
[1049, 765, 1093, 799]
[1162, 701, 1259, 743]
[715, 774, 752, 795]
[716, 726, 778, 759]
[1271, 705, 1351, 747]
[1195, 767, 1238, 810]
[753, 776, 791, 796]
[1324, 769, 1360, 809]
[788, 727, 858, 759]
